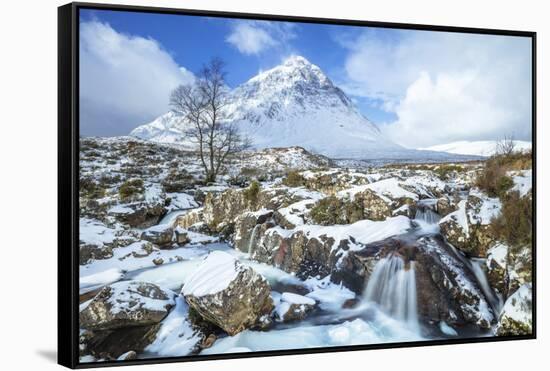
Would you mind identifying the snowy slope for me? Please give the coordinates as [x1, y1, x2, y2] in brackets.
[131, 56, 479, 162]
[130, 56, 404, 159]
[419, 140, 532, 157]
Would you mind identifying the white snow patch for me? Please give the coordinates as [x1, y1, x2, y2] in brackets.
[182, 251, 241, 297]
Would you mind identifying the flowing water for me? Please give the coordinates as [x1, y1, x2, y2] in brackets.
[471, 259, 503, 314]
[363, 255, 420, 333]
[248, 224, 261, 254]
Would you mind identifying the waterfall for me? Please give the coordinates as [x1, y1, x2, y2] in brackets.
[414, 206, 441, 234]
[415, 207, 441, 224]
[470, 259, 503, 314]
[364, 255, 420, 332]
[247, 224, 261, 255]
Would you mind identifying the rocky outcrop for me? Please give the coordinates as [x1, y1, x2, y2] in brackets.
[80, 281, 175, 331]
[496, 283, 532, 336]
[182, 251, 274, 335]
[334, 236, 496, 329]
[486, 243, 532, 299]
[201, 187, 306, 233]
[233, 209, 274, 252]
[439, 191, 501, 257]
[108, 202, 167, 229]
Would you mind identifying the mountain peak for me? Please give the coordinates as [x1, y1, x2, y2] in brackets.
[131, 56, 406, 159]
[282, 55, 312, 67]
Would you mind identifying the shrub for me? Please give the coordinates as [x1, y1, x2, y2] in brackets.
[243, 180, 261, 205]
[310, 196, 344, 225]
[310, 196, 364, 225]
[80, 177, 106, 199]
[476, 151, 531, 198]
[118, 178, 144, 201]
[282, 170, 306, 187]
[434, 164, 464, 180]
[490, 191, 532, 247]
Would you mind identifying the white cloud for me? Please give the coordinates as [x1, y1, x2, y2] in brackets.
[226, 20, 295, 56]
[340, 30, 532, 148]
[80, 21, 194, 136]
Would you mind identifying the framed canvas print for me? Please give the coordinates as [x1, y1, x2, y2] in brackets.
[58, 2, 536, 368]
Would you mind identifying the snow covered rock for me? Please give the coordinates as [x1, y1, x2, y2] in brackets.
[486, 243, 509, 295]
[273, 292, 316, 322]
[145, 297, 205, 357]
[248, 216, 412, 281]
[201, 187, 305, 233]
[108, 201, 167, 229]
[182, 251, 274, 335]
[233, 209, 274, 252]
[496, 283, 532, 336]
[80, 281, 176, 330]
[140, 224, 174, 247]
[174, 227, 191, 245]
[439, 191, 501, 257]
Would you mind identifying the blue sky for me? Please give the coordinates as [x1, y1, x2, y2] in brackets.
[79, 8, 532, 148]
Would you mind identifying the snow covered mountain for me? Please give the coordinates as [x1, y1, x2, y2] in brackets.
[419, 140, 532, 157]
[130, 56, 475, 161]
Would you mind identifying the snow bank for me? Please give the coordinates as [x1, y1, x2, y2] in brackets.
[145, 297, 203, 357]
[182, 251, 241, 297]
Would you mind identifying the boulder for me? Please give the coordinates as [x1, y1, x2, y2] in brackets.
[439, 192, 501, 257]
[174, 227, 191, 245]
[79, 244, 113, 265]
[273, 292, 316, 322]
[81, 324, 160, 360]
[80, 281, 176, 331]
[182, 251, 274, 335]
[496, 283, 532, 336]
[141, 225, 174, 247]
[109, 202, 166, 229]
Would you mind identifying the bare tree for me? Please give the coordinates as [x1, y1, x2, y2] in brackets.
[170, 58, 251, 182]
[495, 135, 516, 156]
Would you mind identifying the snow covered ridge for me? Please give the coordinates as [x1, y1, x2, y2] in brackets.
[419, 140, 532, 157]
[129, 56, 479, 162]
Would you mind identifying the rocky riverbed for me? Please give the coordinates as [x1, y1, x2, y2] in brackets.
[78, 137, 533, 363]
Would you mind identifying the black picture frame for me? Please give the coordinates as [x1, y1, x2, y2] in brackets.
[58, 2, 537, 369]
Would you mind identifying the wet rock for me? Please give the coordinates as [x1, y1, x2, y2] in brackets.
[152, 258, 164, 266]
[182, 251, 274, 335]
[141, 225, 174, 247]
[496, 283, 532, 336]
[414, 236, 495, 328]
[80, 281, 175, 331]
